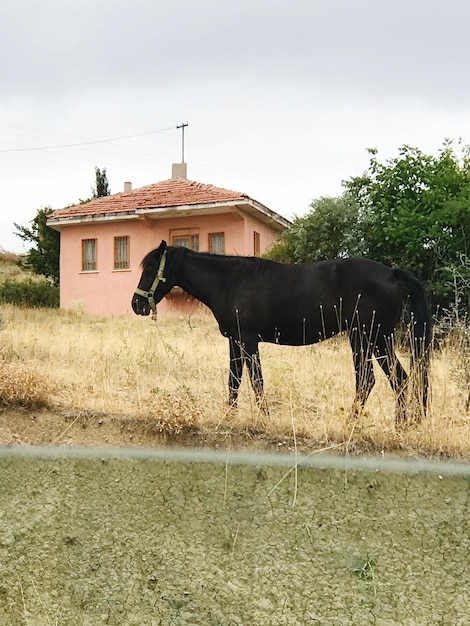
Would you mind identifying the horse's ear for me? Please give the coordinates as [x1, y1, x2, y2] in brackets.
[159, 240, 167, 251]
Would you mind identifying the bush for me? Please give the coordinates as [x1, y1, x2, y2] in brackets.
[0, 361, 56, 408]
[0, 278, 59, 308]
[435, 314, 470, 411]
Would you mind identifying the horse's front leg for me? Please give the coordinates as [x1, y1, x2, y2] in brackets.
[228, 338, 243, 408]
[245, 343, 269, 415]
[349, 332, 375, 419]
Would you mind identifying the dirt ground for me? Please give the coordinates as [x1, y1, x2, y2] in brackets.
[0, 406, 333, 455]
[1, 408, 469, 625]
[2, 404, 469, 461]
[1, 452, 469, 625]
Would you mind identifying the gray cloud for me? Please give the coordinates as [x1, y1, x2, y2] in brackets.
[2, 0, 470, 106]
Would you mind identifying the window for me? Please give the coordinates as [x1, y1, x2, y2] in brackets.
[82, 238, 97, 271]
[114, 236, 130, 269]
[173, 235, 199, 250]
[253, 231, 261, 257]
[209, 233, 225, 254]
[171, 229, 199, 251]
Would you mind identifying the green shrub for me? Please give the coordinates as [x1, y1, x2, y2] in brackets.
[0, 278, 59, 308]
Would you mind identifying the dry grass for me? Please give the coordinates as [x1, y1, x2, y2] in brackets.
[0, 360, 56, 409]
[0, 303, 469, 457]
[0, 251, 26, 283]
[0, 252, 48, 290]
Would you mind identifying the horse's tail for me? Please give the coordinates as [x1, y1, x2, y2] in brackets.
[394, 269, 432, 416]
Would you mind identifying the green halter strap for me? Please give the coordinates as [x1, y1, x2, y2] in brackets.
[134, 250, 167, 313]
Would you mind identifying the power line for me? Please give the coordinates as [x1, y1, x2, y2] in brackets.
[0, 125, 175, 153]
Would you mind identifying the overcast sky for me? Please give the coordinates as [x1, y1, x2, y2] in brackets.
[2, 0, 470, 253]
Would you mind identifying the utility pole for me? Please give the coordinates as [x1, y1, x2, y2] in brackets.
[176, 122, 188, 163]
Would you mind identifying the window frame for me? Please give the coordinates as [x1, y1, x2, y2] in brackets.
[209, 232, 225, 255]
[113, 235, 130, 270]
[253, 231, 261, 257]
[170, 228, 200, 251]
[81, 238, 97, 271]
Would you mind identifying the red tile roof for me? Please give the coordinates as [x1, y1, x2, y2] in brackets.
[50, 178, 249, 220]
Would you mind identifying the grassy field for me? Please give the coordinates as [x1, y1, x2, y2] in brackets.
[1, 250, 468, 456]
[0, 300, 469, 457]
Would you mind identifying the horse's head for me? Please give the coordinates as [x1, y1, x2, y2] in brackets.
[132, 240, 173, 317]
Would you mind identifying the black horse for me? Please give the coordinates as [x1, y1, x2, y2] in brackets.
[132, 240, 431, 425]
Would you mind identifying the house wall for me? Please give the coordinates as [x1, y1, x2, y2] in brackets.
[240, 213, 280, 255]
[58, 211, 282, 316]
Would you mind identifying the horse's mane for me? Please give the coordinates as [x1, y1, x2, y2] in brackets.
[141, 247, 162, 270]
[141, 245, 265, 271]
[187, 248, 264, 266]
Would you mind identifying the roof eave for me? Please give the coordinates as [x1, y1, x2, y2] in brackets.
[137, 199, 291, 230]
[238, 199, 292, 230]
[47, 212, 138, 229]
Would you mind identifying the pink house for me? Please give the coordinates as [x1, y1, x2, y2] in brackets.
[48, 165, 291, 316]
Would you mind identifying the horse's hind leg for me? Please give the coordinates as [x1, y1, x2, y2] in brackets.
[349, 332, 376, 418]
[228, 338, 243, 408]
[374, 337, 408, 426]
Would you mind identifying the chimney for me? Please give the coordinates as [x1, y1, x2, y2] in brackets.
[172, 163, 187, 180]
[124, 181, 132, 193]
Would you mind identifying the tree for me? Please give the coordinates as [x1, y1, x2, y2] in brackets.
[13, 166, 110, 288]
[266, 141, 469, 314]
[345, 141, 470, 313]
[14, 207, 60, 286]
[264, 194, 364, 263]
[93, 166, 110, 198]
